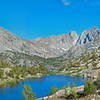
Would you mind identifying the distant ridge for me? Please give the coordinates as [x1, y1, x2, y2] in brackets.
[0, 26, 79, 57]
[0, 26, 100, 69]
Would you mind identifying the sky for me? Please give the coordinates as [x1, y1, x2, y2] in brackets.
[0, 0, 100, 39]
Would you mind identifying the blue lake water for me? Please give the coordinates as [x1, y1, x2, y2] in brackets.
[0, 75, 85, 100]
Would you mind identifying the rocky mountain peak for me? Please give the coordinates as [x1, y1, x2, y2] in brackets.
[69, 31, 77, 38]
[90, 26, 99, 30]
[0, 27, 79, 58]
[0, 26, 100, 59]
[0, 27, 44, 57]
[31, 32, 79, 57]
[77, 27, 100, 45]
[69, 31, 78, 43]
[1, 26, 100, 68]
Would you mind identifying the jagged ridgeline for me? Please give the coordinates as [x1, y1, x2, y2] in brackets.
[0, 26, 100, 71]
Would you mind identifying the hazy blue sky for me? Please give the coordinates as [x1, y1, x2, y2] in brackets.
[0, 0, 100, 39]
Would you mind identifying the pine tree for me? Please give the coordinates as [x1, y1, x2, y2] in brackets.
[50, 85, 58, 95]
[84, 80, 97, 96]
[22, 84, 36, 100]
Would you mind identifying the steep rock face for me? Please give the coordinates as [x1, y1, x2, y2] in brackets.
[0, 27, 57, 57]
[1, 26, 100, 69]
[62, 27, 100, 63]
[0, 27, 39, 55]
[31, 31, 78, 57]
[0, 27, 79, 58]
[77, 27, 100, 45]
[58, 27, 100, 68]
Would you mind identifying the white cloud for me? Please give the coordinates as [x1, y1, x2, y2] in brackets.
[62, 0, 70, 6]
[62, 0, 88, 6]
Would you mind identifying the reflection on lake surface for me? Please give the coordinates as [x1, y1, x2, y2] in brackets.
[0, 75, 85, 100]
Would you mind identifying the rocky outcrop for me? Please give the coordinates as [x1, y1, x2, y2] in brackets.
[77, 27, 100, 45]
[38, 85, 84, 100]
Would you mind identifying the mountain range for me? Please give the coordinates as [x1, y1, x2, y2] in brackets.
[0, 26, 100, 70]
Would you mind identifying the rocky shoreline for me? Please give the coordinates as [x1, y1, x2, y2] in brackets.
[0, 73, 44, 88]
[38, 85, 84, 100]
